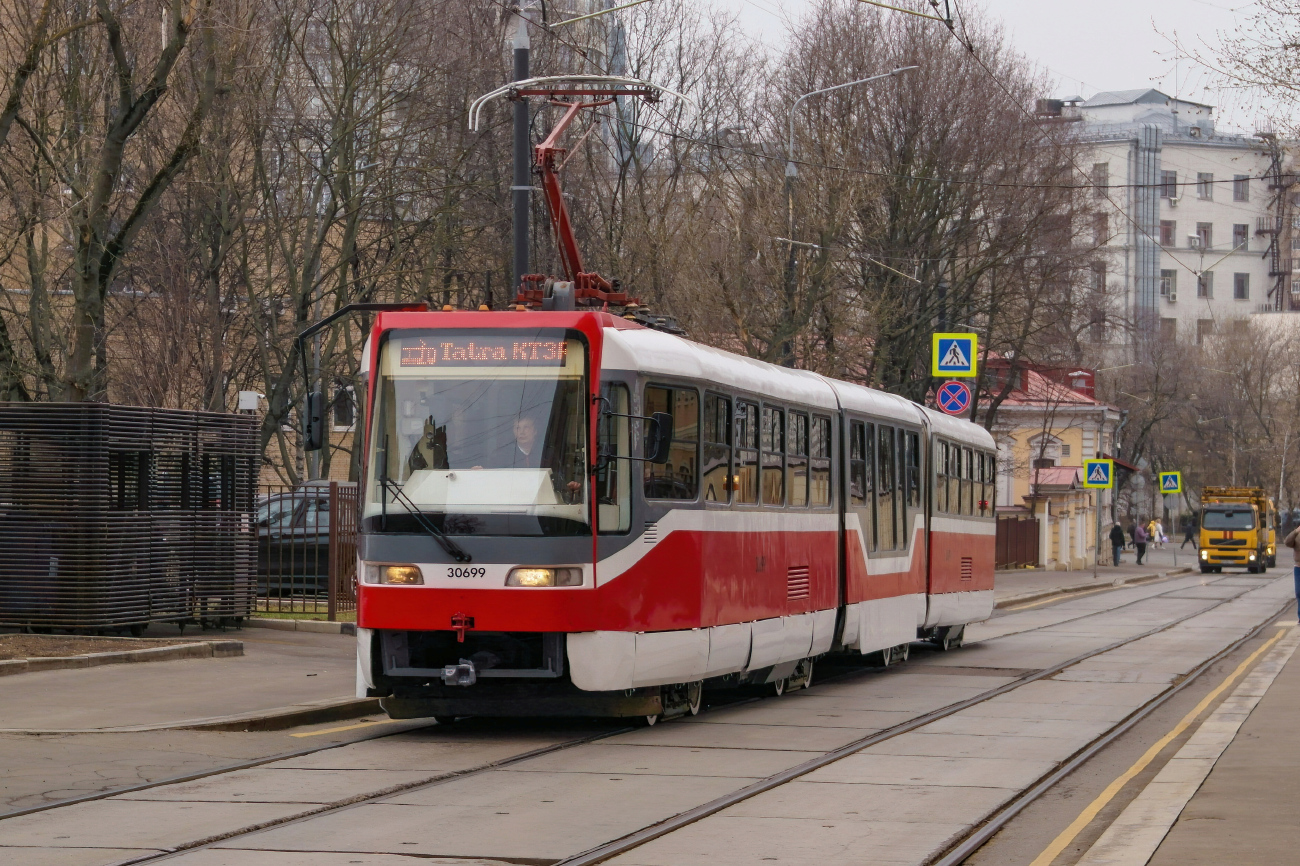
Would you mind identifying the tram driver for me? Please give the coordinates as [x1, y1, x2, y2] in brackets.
[476, 414, 583, 498]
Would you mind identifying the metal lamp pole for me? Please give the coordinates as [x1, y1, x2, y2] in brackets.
[782, 66, 918, 365]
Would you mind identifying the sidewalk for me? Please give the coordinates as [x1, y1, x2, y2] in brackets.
[0, 623, 359, 733]
[995, 545, 1198, 607]
[1146, 619, 1300, 864]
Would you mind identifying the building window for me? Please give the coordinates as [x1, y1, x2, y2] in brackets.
[1089, 309, 1106, 343]
[1160, 269, 1177, 297]
[1234, 272, 1250, 300]
[1160, 170, 1178, 199]
[331, 387, 355, 429]
[1160, 317, 1177, 342]
[1198, 271, 1214, 298]
[1094, 212, 1109, 245]
[1233, 174, 1250, 202]
[1061, 444, 1071, 458]
[1196, 222, 1213, 249]
[1091, 262, 1106, 292]
[1232, 319, 1250, 335]
[1197, 319, 1215, 345]
[1092, 163, 1109, 197]
[1159, 220, 1175, 246]
[1197, 172, 1214, 199]
[1233, 223, 1249, 251]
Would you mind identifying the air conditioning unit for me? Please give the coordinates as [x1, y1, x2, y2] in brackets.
[1188, 234, 1200, 249]
[1169, 195, 1181, 208]
[1168, 290, 1177, 302]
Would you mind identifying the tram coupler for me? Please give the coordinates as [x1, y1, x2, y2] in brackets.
[442, 659, 477, 686]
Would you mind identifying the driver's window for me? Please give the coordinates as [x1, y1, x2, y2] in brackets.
[598, 384, 631, 533]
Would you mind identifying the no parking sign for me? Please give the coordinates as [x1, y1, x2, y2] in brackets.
[936, 381, 971, 416]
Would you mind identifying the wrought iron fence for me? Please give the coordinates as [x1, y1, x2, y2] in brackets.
[255, 481, 358, 620]
[0, 404, 259, 632]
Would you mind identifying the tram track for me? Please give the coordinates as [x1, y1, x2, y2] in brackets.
[5, 571, 1283, 866]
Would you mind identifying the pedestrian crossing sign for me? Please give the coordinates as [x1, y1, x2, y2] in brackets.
[931, 333, 978, 377]
[1082, 459, 1114, 489]
[1159, 471, 1182, 494]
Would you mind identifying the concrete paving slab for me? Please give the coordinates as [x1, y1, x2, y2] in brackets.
[722, 779, 1015, 822]
[867, 730, 1093, 761]
[509, 743, 806, 778]
[270, 731, 574, 771]
[603, 814, 970, 866]
[113, 767, 433, 803]
[1051, 669, 1177, 684]
[918, 714, 1111, 740]
[955, 699, 1132, 723]
[612, 720, 866, 752]
[1012, 679, 1166, 706]
[0, 847, 161, 866]
[238, 771, 746, 861]
[166, 851, 503, 866]
[0, 799, 310, 850]
[693, 703, 914, 729]
[803, 753, 1055, 788]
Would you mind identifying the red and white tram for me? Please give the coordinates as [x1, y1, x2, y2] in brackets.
[354, 309, 996, 721]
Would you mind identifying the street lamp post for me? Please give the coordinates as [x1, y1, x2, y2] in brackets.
[780, 66, 918, 365]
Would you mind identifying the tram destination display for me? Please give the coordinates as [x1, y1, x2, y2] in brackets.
[399, 336, 569, 367]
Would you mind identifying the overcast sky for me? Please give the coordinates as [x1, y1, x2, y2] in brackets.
[718, 0, 1262, 131]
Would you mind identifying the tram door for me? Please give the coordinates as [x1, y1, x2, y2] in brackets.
[847, 418, 876, 556]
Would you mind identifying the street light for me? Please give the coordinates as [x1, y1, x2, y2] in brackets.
[777, 65, 918, 366]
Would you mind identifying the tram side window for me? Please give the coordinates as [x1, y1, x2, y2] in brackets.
[735, 401, 759, 504]
[948, 443, 960, 515]
[810, 416, 832, 507]
[761, 406, 786, 506]
[703, 394, 732, 504]
[934, 441, 947, 513]
[906, 431, 921, 510]
[597, 383, 631, 532]
[643, 386, 699, 500]
[787, 412, 809, 507]
[849, 421, 874, 548]
[877, 426, 896, 550]
[978, 452, 992, 515]
[962, 447, 975, 516]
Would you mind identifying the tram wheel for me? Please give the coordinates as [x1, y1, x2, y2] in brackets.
[895, 642, 910, 663]
[877, 645, 893, 667]
[771, 676, 787, 696]
[938, 625, 964, 652]
[686, 681, 703, 716]
[641, 713, 660, 726]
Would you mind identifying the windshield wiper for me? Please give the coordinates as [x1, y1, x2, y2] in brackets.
[379, 476, 472, 563]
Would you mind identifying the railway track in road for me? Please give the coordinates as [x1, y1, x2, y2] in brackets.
[7, 572, 1289, 866]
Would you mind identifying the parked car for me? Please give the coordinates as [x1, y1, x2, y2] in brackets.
[256, 482, 333, 596]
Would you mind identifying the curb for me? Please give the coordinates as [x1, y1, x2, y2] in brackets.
[0, 697, 383, 735]
[995, 568, 1193, 609]
[244, 618, 356, 635]
[0, 640, 243, 678]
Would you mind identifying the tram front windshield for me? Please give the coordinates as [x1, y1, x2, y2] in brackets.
[1202, 508, 1255, 531]
[365, 328, 588, 537]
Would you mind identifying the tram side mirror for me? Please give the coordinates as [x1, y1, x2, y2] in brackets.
[645, 412, 673, 464]
[304, 391, 325, 452]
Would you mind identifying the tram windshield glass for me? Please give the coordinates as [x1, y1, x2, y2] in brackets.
[364, 328, 589, 536]
[1202, 508, 1255, 531]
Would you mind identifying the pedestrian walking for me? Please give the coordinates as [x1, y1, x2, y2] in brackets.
[1284, 522, 1300, 623]
[1181, 516, 1197, 549]
[1147, 518, 1162, 550]
[1154, 518, 1166, 548]
[1109, 522, 1126, 566]
[1134, 521, 1148, 565]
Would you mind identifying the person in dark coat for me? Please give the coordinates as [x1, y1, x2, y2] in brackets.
[1109, 522, 1126, 566]
[1134, 520, 1148, 565]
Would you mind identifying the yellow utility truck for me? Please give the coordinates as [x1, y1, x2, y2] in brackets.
[1199, 486, 1277, 574]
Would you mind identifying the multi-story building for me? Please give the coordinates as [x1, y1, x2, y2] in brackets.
[1045, 89, 1296, 344]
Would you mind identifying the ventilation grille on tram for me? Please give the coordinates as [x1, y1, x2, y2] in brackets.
[643, 522, 658, 544]
[960, 557, 973, 581]
[787, 566, 810, 600]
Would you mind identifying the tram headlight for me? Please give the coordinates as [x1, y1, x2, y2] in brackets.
[363, 564, 423, 585]
[506, 567, 583, 587]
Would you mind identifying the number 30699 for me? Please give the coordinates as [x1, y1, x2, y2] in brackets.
[446, 567, 486, 579]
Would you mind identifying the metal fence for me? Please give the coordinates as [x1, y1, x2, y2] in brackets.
[256, 481, 358, 620]
[996, 516, 1040, 569]
[0, 404, 259, 632]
